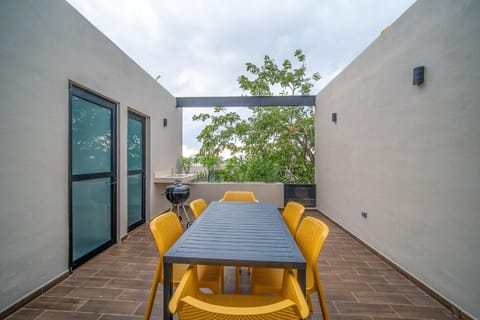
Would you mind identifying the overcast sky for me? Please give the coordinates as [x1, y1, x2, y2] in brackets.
[66, 0, 416, 156]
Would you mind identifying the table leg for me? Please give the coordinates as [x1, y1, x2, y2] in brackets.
[298, 267, 307, 297]
[163, 262, 172, 320]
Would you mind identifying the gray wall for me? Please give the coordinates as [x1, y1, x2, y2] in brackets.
[0, 0, 181, 312]
[315, 0, 479, 318]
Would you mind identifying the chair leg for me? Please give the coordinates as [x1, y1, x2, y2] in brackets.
[221, 266, 225, 293]
[144, 263, 161, 320]
[307, 293, 313, 312]
[316, 276, 329, 320]
[235, 266, 241, 294]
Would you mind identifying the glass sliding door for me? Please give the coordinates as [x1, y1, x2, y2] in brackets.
[127, 112, 145, 230]
[69, 84, 117, 269]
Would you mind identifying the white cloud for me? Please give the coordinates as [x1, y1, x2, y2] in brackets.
[66, 0, 416, 153]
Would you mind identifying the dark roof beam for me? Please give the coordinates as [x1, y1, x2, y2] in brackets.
[176, 96, 316, 108]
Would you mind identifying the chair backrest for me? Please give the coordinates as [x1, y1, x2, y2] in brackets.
[169, 266, 309, 319]
[282, 201, 305, 235]
[189, 198, 207, 219]
[220, 191, 258, 202]
[149, 212, 183, 283]
[295, 217, 329, 268]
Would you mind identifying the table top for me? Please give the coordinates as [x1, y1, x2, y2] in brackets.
[164, 201, 305, 268]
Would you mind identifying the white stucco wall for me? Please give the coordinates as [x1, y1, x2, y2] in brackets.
[188, 183, 285, 208]
[315, 0, 479, 318]
[0, 0, 180, 312]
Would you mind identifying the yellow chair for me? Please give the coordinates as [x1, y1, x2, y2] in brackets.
[282, 201, 305, 235]
[251, 217, 330, 320]
[189, 198, 207, 219]
[144, 213, 224, 319]
[220, 191, 259, 202]
[169, 266, 309, 320]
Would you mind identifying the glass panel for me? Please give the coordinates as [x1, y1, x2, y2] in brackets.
[72, 178, 112, 261]
[72, 96, 112, 175]
[127, 117, 143, 171]
[128, 174, 143, 227]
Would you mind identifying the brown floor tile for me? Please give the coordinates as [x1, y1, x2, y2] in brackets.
[67, 287, 124, 300]
[104, 279, 152, 290]
[391, 304, 453, 319]
[5, 308, 44, 320]
[26, 296, 87, 312]
[44, 285, 75, 297]
[370, 283, 425, 295]
[78, 299, 140, 315]
[334, 301, 396, 317]
[353, 291, 412, 305]
[339, 274, 388, 284]
[35, 310, 99, 320]
[404, 293, 443, 307]
[117, 289, 152, 302]
[98, 315, 144, 320]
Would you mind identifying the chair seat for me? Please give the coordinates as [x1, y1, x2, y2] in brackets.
[251, 266, 314, 295]
[169, 266, 309, 319]
[202, 293, 283, 307]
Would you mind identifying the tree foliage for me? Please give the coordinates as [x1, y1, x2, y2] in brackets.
[193, 49, 320, 183]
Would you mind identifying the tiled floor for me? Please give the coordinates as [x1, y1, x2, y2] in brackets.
[6, 210, 456, 320]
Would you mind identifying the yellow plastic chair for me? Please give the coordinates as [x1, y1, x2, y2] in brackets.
[189, 198, 207, 219]
[144, 213, 224, 319]
[251, 217, 330, 320]
[169, 266, 309, 320]
[282, 201, 305, 235]
[220, 191, 259, 202]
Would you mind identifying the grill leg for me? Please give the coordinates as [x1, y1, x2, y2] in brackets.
[181, 204, 191, 222]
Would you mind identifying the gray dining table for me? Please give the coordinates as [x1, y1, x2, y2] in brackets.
[162, 201, 307, 320]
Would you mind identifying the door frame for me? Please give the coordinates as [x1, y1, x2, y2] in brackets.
[127, 111, 146, 231]
[68, 83, 118, 270]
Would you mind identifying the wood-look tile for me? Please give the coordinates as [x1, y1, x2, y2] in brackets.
[353, 291, 412, 305]
[78, 299, 140, 314]
[390, 304, 453, 319]
[5, 308, 44, 320]
[327, 291, 358, 302]
[35, 310, 99, 320]
[98, 315, 144, 320]
[61, 277, 110, 288]
[26, 296, 86, 312]
[44, 285, 75, 297]
[94, 270, 142, 279]
[339, 274, 388, 284]
[334, 302, 396, 316]
[104, 279, 152, 290]
[67, 287, 124, 299]
[370, 283, 424, 295]
[329, 314, 373, 320]
[117, 289, 152, 302]
[325, 281, 375, 292]
[404, 294, 443, 307]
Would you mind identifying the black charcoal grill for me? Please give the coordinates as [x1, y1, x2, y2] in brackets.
[163, 182, 191, 223]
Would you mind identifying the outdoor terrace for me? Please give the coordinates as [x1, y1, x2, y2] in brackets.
[6, 210, 455, 320]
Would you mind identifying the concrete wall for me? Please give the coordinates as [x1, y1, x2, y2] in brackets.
[188, 183, 285, 208]
[315, 0, 480, 318]
[153, 182, 285, 218]
[0, 0, 181, 312]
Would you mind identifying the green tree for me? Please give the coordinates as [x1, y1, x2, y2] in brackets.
[193, 49, 320, 183]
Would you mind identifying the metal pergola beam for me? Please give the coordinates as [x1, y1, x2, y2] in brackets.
[176, 95, 316, 108]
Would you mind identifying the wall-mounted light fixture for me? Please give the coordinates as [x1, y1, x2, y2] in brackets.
[332, 112, 337, 123]
[413, 66, 425, 86]
[163, 118, 168, 127]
